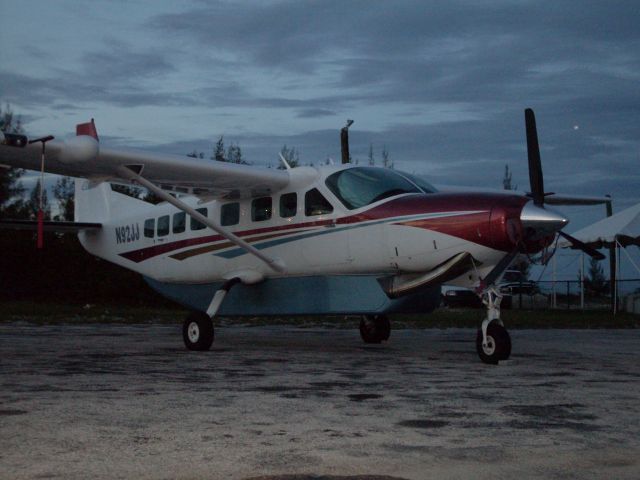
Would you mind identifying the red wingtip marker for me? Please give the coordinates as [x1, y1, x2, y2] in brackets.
[76, 118, 99, 141]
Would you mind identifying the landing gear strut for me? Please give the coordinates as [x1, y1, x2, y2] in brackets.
[182, 278, 240, 351]
[476, 287, 511, 364]
[359, 315, 391, 344]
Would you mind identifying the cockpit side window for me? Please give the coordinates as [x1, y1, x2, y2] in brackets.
[305, 188, 333, 216]
[325, 167, 420, 209]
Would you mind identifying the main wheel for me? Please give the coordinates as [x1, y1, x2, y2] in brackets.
[476, 322, 511, 364]
[359, 315, 391, 344]
[183, 311, 214, 351]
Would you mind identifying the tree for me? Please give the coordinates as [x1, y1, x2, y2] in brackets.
[227, 143, 246, 164]
[187, 150, 204, 159]
[368, 143, 375, 166]
[53, 176, 74, 221]
[511, 256, 531, 279]
[503, 164, 517, 190]
[278, 145, 299, 169]
[24, 179, 51, 220]
[0, 104, 26, 217]
[584, 257, 608, 296]
[381, 145, 393, 169]
[213, 136, 225, 162]
[111, 183, 143, 199]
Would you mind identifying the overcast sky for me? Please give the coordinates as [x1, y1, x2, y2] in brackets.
[2, 1, 639, 223]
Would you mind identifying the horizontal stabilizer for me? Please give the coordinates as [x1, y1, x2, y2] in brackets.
[0, 219, 102, 233]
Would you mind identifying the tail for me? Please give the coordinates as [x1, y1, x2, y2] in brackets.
[72, 119, 148, 223]
[74, 180, 150, 223]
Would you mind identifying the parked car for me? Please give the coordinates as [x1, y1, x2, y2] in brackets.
[442, 288, 483, 308]
[442, 287, 513, 309]
[499, 269, 539, 295]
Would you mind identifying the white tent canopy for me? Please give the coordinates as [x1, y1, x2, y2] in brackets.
[562, 202, 640, 249]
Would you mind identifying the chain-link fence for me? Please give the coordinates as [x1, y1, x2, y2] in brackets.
[505, 278, 640, 311]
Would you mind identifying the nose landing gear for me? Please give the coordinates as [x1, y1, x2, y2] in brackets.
[476, 287, 511, 364]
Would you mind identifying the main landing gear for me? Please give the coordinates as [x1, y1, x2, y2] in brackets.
[182, 278, 241, 351]
[476, 287, 511, 364]
[183, 311, 214, 351]
[359, 314, 391, 344]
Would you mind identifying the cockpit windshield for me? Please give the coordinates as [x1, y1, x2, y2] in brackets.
[325, 167, 420, 210]
[397, 171, 438, 194]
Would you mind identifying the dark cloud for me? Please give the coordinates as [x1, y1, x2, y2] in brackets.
[296, 108, 335, 118]
[2, 0, 638, 208]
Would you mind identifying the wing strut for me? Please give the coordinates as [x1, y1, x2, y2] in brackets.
[117, 166, 286, 273]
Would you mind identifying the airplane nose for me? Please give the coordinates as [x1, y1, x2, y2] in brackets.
[520, 201, 569, 239]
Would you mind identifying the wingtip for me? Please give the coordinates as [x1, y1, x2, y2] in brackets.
[76, 119, 99, 142]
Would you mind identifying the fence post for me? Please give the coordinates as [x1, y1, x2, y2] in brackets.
[519, 278, 523, 309]
[580, 252, 585, 310]
[552, 254, 557, 308]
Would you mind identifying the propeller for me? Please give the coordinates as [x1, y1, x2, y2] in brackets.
[523, 108, 605, 260]
[525, 108, 545, 206]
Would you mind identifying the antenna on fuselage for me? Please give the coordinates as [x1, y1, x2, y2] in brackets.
[278, 152, 291, 170]
[341, 119, 354, 164]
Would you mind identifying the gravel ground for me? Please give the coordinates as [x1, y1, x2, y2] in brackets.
[0, 323, 639, 479]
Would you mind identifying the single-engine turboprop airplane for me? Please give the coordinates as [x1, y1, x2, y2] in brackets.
[0, 109, 605, 363]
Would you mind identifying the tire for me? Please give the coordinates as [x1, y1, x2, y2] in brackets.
[496, 325, 511, 361]
[476, 322, 511, 364]
[377, 315, 391, 341]
[359, 315, 390, 344]
[183, 311, 214, 351]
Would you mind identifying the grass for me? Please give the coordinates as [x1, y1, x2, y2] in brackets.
[1, 300, 638, 328]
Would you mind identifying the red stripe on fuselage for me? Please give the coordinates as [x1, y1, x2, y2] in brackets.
[118, 192, 529, 263]
[351, 193, 528, 252]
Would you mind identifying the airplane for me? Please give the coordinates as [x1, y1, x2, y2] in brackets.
[0, 109, 606, 364]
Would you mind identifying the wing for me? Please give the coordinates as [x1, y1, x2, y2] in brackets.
[1, 125, 289, 199]
[0, 219, 102, 232]
[434, 184, 610, 206]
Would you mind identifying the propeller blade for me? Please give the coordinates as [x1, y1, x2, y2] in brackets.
[558, 231, 605, 260]
[525, 108, 545, 206]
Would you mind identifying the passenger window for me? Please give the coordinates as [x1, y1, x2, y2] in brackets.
[191, 207, 208, 231]
[305, 188, 333, 216]
[279, 192, 297, 218]
[221, 203, 240, 226]
[173, 212, 186, 234]
[157, 215, 170, 236]
[252, 197, 272, 222]
[144, 218, 155, 238]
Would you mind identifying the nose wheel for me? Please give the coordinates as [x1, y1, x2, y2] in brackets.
[476, 322, 511, 364]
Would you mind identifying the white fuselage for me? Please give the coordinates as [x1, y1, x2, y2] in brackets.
[76, 166, 507, 289]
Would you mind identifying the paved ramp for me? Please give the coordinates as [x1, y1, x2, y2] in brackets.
[0, 323, 638, 479]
